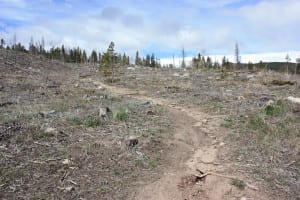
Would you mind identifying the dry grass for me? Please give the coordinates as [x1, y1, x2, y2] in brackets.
[1, 49, 299, 199]
[113, 66, 300, 199]
[0, 50, 172, 199]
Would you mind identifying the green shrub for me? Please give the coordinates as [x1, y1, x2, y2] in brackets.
[231, 178, 246, 190]
[115, 111, 128, 121]
[220, 67, 227, 80]
[248, 116, 265, 130]
[84, 116, 101, 127]
[72, 118, 83, 126]
[264, 100, 287, 116]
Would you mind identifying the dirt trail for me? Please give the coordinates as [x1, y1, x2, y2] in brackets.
[93, 81, 267, 200]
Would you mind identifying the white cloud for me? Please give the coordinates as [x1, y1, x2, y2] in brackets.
[0, 0, 299, 59]
[239, 0, 300, 26]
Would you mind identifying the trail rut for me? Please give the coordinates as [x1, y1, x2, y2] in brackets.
[93, 81, 267, 200]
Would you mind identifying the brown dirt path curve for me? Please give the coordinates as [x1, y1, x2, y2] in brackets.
[93, 81, 268, 200]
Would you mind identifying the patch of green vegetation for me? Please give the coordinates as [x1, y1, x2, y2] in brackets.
[15, 133, 27, 143]
[220, 67, 227, 80]
[84, 116, 102, 128]
[231, 178, 246, 190]
[221, 118, 233, 128]
[135, 159, 145, 168]
[134, 156, 161, 169]
[144, 128, 165, 136]
[148, 157, 160, 169]
[115, 110, 128, 121]
[264, 100, 286, 116]
[70, 116, 103, 128]
[33, 131, 55, 140]
[247, 116, 265, 130]
[265, 105, 280, 116]
[71, 118, 83, 126]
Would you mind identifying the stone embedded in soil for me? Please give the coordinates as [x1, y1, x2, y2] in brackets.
[99, 107, 111, 118]
[44, 127, 57, 133]
[125, 136, 139, 147]
[62, 159, 71, 165]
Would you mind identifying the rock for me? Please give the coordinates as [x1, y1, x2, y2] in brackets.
[173, 73, 180, 77]
[45, 127, 56, 133]
[39, 110, 56, 117]
[265, 100, 274, 106]
[48, 110, 56, 114]
[146, 110, 155, 115]
[97, 85, 105, 90]
[287, 96, 300, 104]
[182, 73, 190, 78]
[141, 101, 151, 105]
[125, 136, 139, 147]
[219, 142, 225, 147]
[237, 96, 245, 100]
[62, 159, 71, 165]
[99, 107, 111, 118]
[65, 186, 75, 192]
[246, 74, 254, 80]
[127, 67, 135, 70]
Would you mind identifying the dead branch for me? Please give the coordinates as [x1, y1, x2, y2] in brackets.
[30, 160, 45, 164]
[0, 102, 14, 107]
[194, 169, 259, 191]
[61, 170, 70, 182]
[67, 180, 78, 186]
[33, 141, 51, 147]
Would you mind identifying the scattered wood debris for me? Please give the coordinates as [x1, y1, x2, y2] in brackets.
[271, 80, 295, 86]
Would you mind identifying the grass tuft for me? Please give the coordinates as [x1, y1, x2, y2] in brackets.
[231, 178, 246, 190]
[115, 111, 128, 121]
[248, 116, 265, 130]
[84, 116, 102, 128]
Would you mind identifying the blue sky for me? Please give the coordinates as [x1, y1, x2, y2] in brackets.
[0, 0, 300, 60]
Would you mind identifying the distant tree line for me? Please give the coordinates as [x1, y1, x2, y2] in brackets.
[0, 36, 163, 69]
[135, 51, 160, 68]
[191, 53, 221, 69]
[0, 37, 132, 67]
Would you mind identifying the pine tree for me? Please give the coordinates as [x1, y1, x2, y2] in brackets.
[101, 41, 117, 67]
[90, 50, 98, 65]
[206, 56, 212, 68]
[98, 53, 102, 64]
[122, 53, 127, 66]
[61, 45, 66, 62]
[0, 38, 5, 49]
[127, 56, 130, 65]
[150, 53, 155, 67]
[145, 54, 150, 67]
[135, 51, 141, 65]
[82, 50, 87, 63]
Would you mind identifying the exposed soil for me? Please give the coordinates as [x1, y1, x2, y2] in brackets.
[1, 50, 299, 199]
[94, 81, 268, 200]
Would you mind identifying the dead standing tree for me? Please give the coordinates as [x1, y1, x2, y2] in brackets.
[295, 57, 300, 75]
[234, 42, 241, 71]
[285, 54, 291, 74]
